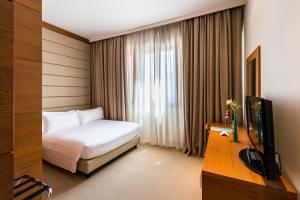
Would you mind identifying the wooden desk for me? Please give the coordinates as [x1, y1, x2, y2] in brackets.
[202, 123, 297, 200]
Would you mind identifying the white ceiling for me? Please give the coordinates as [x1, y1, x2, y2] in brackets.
[42, 0, 246, 42]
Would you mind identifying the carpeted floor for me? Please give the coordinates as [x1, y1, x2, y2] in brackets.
[43, 145, 203, 200]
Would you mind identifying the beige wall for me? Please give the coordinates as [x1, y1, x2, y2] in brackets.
[244, 0, 300, 198]
[42, 28, 91, 111]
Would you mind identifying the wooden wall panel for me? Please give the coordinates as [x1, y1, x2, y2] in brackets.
[0, 1, 13, 199]
[43, 51, 90, 69]
[14, 59, 41, 114]
[42, 22, 89, 43]
[0, 153, 13, 200]
[43, 96, 91, 109]
[43, 105, 91, 112]
[42, 28, 90, 52]
[13, 0, 42, 181]
[14, 112, 42, 178]
[42, 27, 91, 111]
[0, 0, 13, 155]
[43, 63, 90, 78]
[42, 40, 90, 61]
[43, 75, 90, 87]
[15, 0, 41, 12]
[43, 86, 91, 97]
[14, 2, 41, 61]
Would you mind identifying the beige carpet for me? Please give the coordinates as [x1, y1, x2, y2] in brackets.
[43, 145, 203, 200]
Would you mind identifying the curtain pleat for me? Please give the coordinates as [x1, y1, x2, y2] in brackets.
[90, 36, 128, 121]
[90, 6, 243, 155]
[182, 7, 243, 156]
[126, 24, 185, 149]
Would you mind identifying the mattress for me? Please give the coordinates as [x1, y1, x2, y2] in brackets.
[44, 120, 139, 160]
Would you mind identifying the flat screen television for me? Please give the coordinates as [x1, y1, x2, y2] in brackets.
[239, 96, 280, 180]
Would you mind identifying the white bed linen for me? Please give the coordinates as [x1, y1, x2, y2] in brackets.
[42, 120, 139, 173]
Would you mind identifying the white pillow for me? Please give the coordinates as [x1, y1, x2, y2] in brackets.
[43, 111, 80, 133]
[42, 110, 76, 133]
[78, 107, 104, 125]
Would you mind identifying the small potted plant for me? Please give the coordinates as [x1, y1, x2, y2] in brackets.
[226, 99, 241, 142]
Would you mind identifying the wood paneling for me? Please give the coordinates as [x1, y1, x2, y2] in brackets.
[43, 104, 91, 112]
[0, 153, 13, 200]
[42, 28, 90, 52]
[43, 75, 90, 87]
[43, 51, 90, 69]
[202, 171, 297, 200]
[0, 0, 13, 155]
[14, 2, 41, 61]
[14, 113, 42, 177]
[14, 58, 41, 114]
[0, 1, 13, 199]
[43, 96, 91, 109]
[43, 86, 91, 97]
[43, 63, 90, 78]
[42, 22, 89, 43]
[202, 123, 297, 200]
[13, 0, 43, 182]
[15, 0, 41, 12]
[0, 0, 43, 196]
[42, 27, 91, 111]
[43, 39, 90, 61]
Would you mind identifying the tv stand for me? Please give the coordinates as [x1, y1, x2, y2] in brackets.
[202, 123, 297, 200]
[239, 148, 265, 177]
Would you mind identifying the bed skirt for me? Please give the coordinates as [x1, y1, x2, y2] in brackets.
[77, 136, 140, 174]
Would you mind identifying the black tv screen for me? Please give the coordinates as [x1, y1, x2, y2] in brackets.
[246, 96, 264, 152]
[245, 96, 279, 180]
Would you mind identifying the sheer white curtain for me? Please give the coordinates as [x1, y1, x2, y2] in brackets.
[126, 23, 185, 149]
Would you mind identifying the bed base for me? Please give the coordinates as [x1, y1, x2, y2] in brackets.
[77, 136, 140, 176]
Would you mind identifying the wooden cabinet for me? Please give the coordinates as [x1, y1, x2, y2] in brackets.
[202, 123, 297, 200]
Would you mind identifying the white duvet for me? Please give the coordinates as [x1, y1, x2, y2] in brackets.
[42, 120, 139, 173]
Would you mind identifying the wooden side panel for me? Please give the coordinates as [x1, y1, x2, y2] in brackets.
[0, 0, 13, 155]
[15, 0, 41, 12]
[202, 172, 297, 200]
[0, 1, 14, 199]
[0, 153, 14, 200]
[14, 113, 42, 178]
[13, 0, 42, 180]
[14, 59, 41, 114]
[14, 2, 41, 61]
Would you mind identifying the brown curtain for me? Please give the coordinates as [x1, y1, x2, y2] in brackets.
[182, 7, 243, 156]
[90, 36, 128, 120]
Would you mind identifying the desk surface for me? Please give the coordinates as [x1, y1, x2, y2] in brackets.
[203, 123, 296, 193]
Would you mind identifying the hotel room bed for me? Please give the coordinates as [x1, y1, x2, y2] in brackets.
[42, 109, 140, 175]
